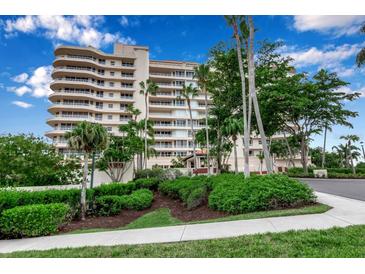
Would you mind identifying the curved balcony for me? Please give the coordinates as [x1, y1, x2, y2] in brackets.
[48, 103, 133, 114]
[52, 67, 135, 82]
[49, 91, 134, 103]
[53, 55, 136, 71]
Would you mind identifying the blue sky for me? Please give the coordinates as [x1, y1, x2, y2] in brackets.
[0, 15, 364, 151]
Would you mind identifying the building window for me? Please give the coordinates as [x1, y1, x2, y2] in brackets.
[110, 71, 115, 76]
[95, 114, 102, 121]
[108, 104, 113, 108]
[110, 61, 115, 66]
[107, 127, 112, 132]
[109, 82, 114, 87]
[108, 115, 112, 120]
[109, 92, 114, 97]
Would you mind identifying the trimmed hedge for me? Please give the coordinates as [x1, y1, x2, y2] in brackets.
[126, 189, 154, 210]
[159, 176, 211, 209]
[0, 203, 70, 238]
[0, 188, 84, 214]
[93, 189, 154, 216]
[134, 178, 160, 191]
[92, 182, 136, 197]
[209, 174, 315, 214]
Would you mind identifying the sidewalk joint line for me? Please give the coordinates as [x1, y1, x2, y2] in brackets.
[179, 225, 187, 242]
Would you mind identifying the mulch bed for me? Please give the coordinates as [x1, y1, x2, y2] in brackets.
[60, 192, 229, 233]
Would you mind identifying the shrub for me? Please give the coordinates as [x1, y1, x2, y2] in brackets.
[159, 176, 210, 209]
[94, 195, 124, 216]
[135, 168, 164, 180]
[135, 167, 183, 182]
[0, 203, 70, 238]
[0, 188, 83, 214]
[208, 174, 315, 214]
[92, 182, 136, 197]
[186, 186, 208, 210]
[93, 189, 154, 216]
[134, 178, 160, 191]
[125, 189, 154, 210]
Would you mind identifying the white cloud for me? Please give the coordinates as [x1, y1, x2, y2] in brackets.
[11, 72, 29, 83]
[2, 15, 136, 48]
[8, 65, 53, 98]
[280, 42, 365, 78]
[293, 15, 365, 36]
[7, 86, 32, 96]
[26, 66, 53, 98]
[12, 101, 33, 108]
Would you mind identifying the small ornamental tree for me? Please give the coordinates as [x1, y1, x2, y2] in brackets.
[97, 122, 145, 182]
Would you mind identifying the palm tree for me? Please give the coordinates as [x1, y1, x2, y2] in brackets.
[332, 144, 348, 167]
[126, 105, 142, 176]
[223, 116, 243, 174]
[247, 15, 273, 174]
[356, 24, 365, 67]
[224, 15, 250, 177]
[139, 79, 158, 169]
[194, 64, 211, 175]
[340, 135, 360, 174]
[65, 121, 109, 220]
[179, 84, 199, 170]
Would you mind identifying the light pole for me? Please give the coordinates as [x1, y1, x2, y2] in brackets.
[361, 141, 365, 160]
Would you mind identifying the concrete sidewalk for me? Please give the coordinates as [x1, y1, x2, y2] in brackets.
[1, 191, 365, 254]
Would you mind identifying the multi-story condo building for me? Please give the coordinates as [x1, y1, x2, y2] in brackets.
[46, 43, 301, 173]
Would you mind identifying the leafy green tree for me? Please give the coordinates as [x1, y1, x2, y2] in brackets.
[194, 64, 212, 175]
[65, 121, 109, 220]
[310, 147, 342, 168]
[356, 23, 365, 67]
[139, 79, 158, 169]
[178, 84, 199, 169]
[257, 68, 359, 174]
[0, 134, 81, 187]
[222, 116, 243, 174]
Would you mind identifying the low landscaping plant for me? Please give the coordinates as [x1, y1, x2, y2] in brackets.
[92, 181, 136, 197]
[134, 178, 160, 191]
[135, 167, 183, 181]
[93, 189, 154, 216]
[125, 189, 154, 210]
[287, 167, 365, 178]
[208, 174, 315, 214]
[0, 203, 70, 238]
[0, 188, 84, 215]
[159, 176, 211, 209]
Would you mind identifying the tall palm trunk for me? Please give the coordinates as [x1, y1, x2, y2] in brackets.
[204, 86, 211, 175]
[233, 21, 250, 177]
[321, 125, 327, 168]
[81, 152, 89, 220]
[247, 16, 273, 174]
[188, 100, 197, 171]
[233, 136, 238, 174]
[144, 94, 148, 169]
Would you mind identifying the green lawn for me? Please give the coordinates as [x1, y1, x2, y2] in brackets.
[67, 203, 330, 235]
[2, 225, 365, 257]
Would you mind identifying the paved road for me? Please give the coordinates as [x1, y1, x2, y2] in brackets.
[299, 178, 365, 201]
